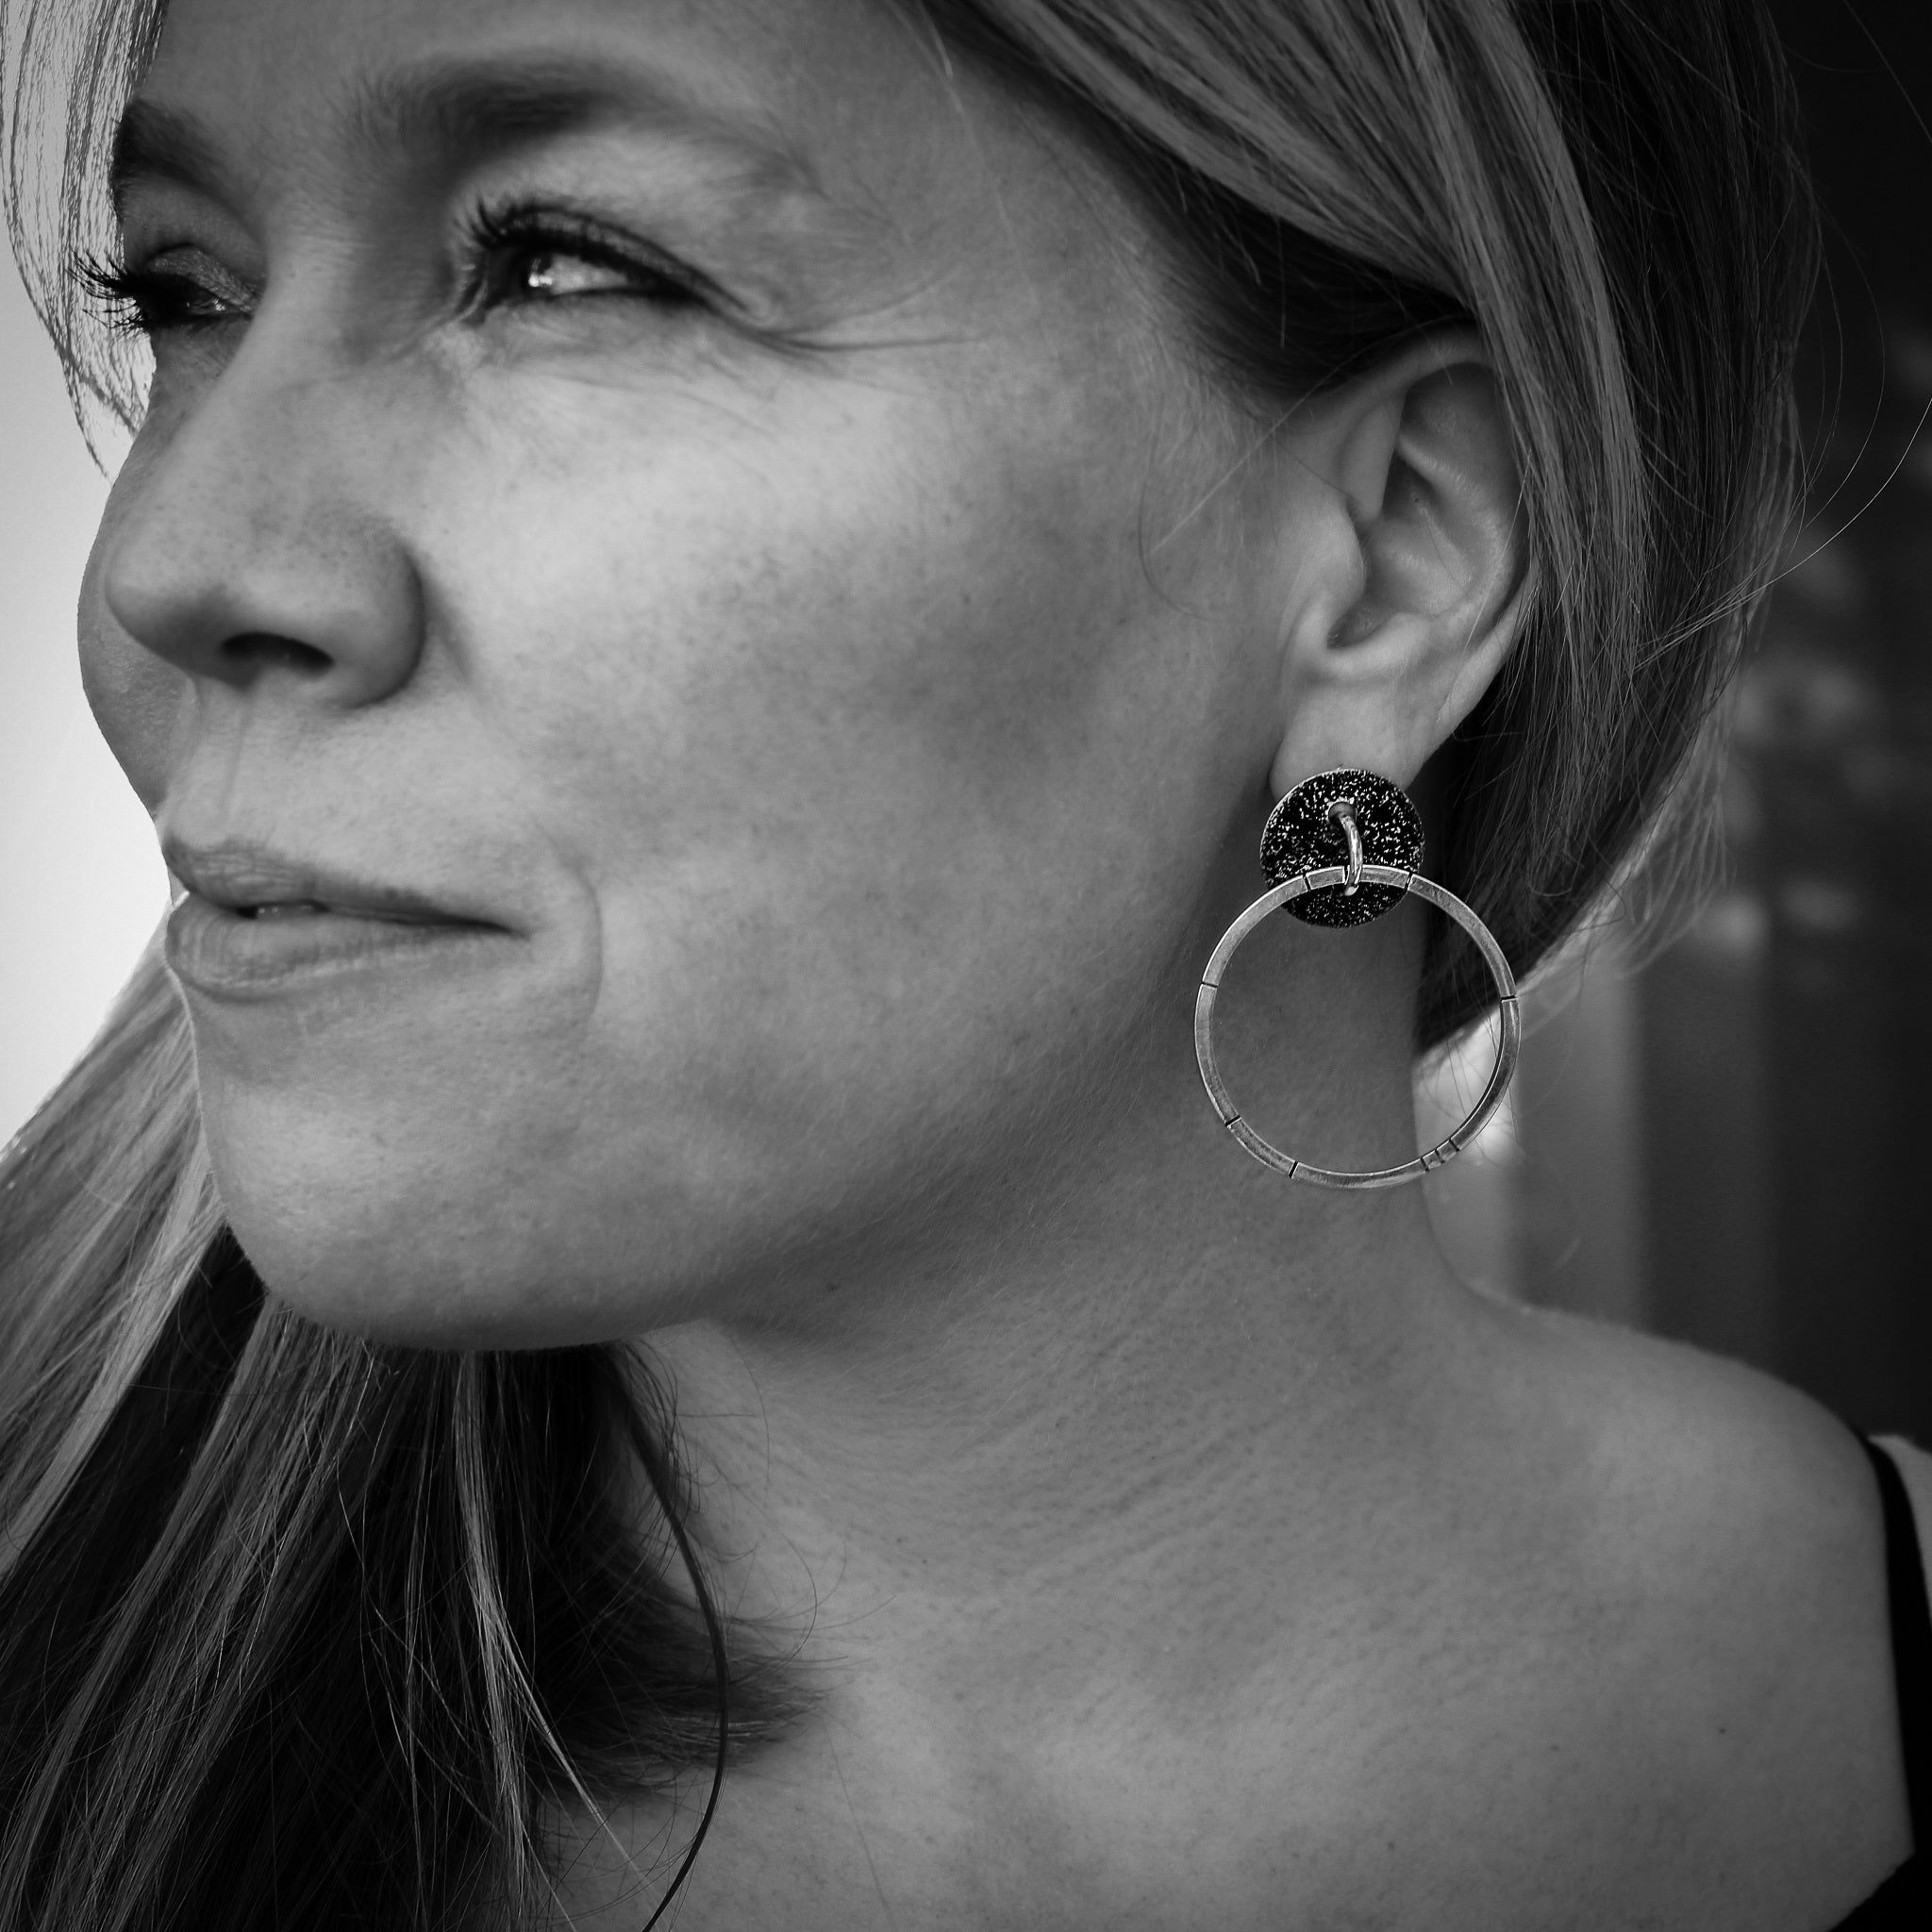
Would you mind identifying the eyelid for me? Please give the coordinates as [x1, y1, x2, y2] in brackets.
[129, 242, 256, 308]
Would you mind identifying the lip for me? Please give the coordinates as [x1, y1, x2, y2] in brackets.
[162, 840, 518, 999]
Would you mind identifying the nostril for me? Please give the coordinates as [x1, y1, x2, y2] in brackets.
[219, 633, 334, 676]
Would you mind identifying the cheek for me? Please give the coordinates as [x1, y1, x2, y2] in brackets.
[450, 369, 1160, 891]
[408, 374, 1213, 1198]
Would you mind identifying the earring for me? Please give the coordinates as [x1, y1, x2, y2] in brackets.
[1193, 768, 1520, 1188]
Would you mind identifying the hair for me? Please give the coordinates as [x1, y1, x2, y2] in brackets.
[0, 0, 1817, 1925]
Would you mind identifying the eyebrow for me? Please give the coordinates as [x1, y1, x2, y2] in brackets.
[110, 57, 813, 213]
[109, 99, 226, 213]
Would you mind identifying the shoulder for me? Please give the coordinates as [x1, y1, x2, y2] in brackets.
[1491, 1302, 1891, 1698]
[1505, 1304, 1883, 1566]
[1468, 1302, 1913, 1922]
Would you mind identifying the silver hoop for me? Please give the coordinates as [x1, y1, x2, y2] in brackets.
[1194, 863, 1521, 1189]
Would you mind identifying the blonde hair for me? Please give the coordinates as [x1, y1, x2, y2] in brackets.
[1, 0, 1816, 1925]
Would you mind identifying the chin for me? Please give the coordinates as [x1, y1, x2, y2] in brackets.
[199, 1089, 715, 1352]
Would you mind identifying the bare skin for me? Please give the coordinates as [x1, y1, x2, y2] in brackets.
[559, 1309, 1898, 1931]
[87, 0, 1909, 1923]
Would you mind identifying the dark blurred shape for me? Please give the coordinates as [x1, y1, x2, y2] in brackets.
[1637, 1, 1932, 1433]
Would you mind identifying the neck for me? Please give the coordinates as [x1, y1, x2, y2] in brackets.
[643, 899, 1499, 1712]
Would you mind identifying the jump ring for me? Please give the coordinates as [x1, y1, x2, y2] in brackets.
[1329, 799, 1366, 896]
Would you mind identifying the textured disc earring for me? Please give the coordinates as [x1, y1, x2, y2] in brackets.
[1194, 768, 1520, 1188]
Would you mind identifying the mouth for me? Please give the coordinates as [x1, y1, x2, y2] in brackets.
[162, 841, 518, 998]
[234, 899, 362, 922]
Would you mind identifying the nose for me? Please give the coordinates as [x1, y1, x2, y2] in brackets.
[99, 356, 425, 708]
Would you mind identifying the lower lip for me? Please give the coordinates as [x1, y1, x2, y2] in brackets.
[165, 892, 514, 999]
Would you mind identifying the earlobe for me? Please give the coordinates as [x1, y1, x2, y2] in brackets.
[1269, 341, 1525, 795]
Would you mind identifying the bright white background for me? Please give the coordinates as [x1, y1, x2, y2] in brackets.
[1, 242, 165, 1144]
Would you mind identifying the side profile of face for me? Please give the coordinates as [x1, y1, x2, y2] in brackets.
[83, 0, 1479, 1343]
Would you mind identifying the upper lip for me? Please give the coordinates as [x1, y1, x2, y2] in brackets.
[163, 839, 505, 927]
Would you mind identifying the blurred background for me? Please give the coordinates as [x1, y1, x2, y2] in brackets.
[2, 2, 1928, 1434]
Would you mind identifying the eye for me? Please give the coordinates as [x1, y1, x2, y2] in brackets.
[459, 201, 714, 320]
[512, 249, 632, 300]
[75, 248, 253, 339]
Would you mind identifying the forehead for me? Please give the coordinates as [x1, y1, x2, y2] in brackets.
[135, 0, 1025, 220]
[148, 0, 923, 115]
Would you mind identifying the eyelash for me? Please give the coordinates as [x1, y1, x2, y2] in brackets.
[75, 253, 238, 340]
[73, 202, 715, 341]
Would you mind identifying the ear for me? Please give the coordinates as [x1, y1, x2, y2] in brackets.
[1266, 334, 1526, 798]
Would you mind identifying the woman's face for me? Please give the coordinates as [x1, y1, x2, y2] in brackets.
[84, 0, 1309, 1341]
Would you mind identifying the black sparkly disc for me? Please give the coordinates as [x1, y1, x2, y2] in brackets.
[1258, 769, 1424, 927]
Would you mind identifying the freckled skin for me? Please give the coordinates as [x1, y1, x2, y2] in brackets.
[89, 0, 1299, 1341]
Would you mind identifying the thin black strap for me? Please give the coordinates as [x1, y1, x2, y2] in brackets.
[1860, 1437, 1932, 1851]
